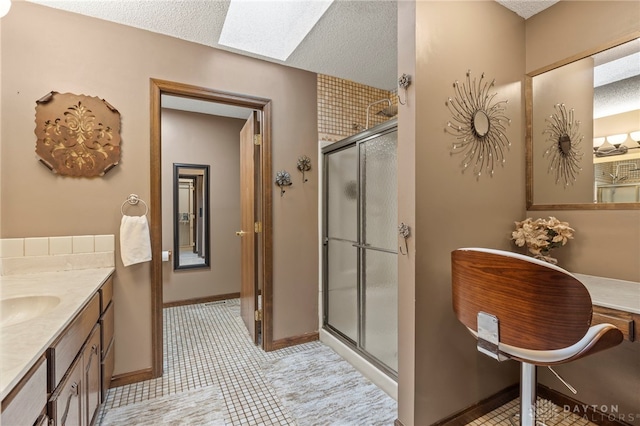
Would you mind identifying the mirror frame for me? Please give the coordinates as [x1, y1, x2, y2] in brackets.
[526, 32, 640, 211]
[173, 163, 211, 270]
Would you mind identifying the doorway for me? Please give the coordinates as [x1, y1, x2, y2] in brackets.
[150, 79, 274, 378]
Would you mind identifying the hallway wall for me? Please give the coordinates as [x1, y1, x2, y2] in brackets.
[1, 2, 319, 377]
[161, 110, 244, 304]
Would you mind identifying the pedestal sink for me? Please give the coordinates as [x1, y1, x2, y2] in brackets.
[0, 295, 61, 327]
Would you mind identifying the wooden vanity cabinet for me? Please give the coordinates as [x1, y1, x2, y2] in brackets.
[49, 355, 83, 426]
[47, 275, 114, 426]
[83, 325, 102, 426]
[592, 306, 637, 342]
[0, 356, 48, 426]
[48, 294, 100, 393]
[99, 276, 115, 402]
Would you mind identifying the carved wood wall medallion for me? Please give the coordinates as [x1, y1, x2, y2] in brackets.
[35, 91, 121, 177]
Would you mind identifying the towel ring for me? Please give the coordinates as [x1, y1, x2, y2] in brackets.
[121, 194, 149, 216]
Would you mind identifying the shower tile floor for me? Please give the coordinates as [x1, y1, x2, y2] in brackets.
[97, 299, 596, 426]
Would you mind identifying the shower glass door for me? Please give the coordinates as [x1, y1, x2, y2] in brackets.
[323, 120, 398, 376]
[325, 144, 358, 342]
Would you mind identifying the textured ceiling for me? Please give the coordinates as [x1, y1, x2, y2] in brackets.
[25, 0, 558, 91]
[495, 0, 559, 19]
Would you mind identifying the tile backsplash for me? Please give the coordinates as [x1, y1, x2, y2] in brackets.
[0, 235, 115, 275]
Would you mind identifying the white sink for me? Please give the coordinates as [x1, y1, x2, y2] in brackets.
[0, 296, 61, 327]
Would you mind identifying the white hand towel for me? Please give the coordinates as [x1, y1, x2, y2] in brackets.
[120, 215, 152, 267]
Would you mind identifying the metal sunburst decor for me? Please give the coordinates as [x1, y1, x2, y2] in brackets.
[542, 103, 584, 187]
[445, 70, 511, 179]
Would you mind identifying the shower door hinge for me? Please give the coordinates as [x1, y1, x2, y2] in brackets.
[255, 309, 263, 322]
[254, 221, 262, 233]
[253, 134, 262, 146]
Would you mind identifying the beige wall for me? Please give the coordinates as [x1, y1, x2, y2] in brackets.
[161, 110, 244, 304]
[594, 110, 640, 137]
[398, 2, 525, 424]
[1, 2, 318, 375]
[397, 1, 416, 424]
[526, 2, 640, 421]
[0, 17, 3, 236]
[526, 1, 640, 74]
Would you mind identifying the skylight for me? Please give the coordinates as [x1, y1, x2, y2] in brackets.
[218, 0, 334, 61]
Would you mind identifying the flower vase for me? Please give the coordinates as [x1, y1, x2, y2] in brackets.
[534, 251, 557, 265]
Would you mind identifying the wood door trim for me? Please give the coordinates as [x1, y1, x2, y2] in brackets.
[261, 101, 274, 351]
[150, 78, 274, 378]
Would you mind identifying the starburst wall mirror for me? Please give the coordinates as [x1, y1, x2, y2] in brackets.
[526, 35, 640, 210]
[445, 70, 511, 179]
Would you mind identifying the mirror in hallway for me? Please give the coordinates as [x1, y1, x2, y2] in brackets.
[173, 163, 210, 270]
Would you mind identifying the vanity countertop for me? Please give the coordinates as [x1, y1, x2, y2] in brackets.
[0, 267, 114, 400]
[574, 273, 640, 315]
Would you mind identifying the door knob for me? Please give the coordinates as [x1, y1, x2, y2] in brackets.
[236, 230, 247, 237]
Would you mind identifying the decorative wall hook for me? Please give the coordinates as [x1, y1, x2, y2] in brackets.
[297, 155, 311, 183]
[398, 222, 411, 255]
[275, 170, 292, 197]
[397, 73, 411, 105]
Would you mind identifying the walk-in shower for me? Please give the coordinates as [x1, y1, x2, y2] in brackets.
[322, 119, 398, 378]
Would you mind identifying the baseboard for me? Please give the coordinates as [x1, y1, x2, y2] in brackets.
[433, 384, 520, 426]
[538, 385, 633, 426]
[270, 331, 319, 351]
[109, 368, 154, 388]
[162, 292, 240, 308]
[429, 383, 631, 426]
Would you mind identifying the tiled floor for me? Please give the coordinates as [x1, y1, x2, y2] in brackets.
[97, 299, 596, 426]
[466, 396, 598, 426]
[97, 299, 396, 425]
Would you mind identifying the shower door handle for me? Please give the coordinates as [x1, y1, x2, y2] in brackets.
[353, 242, 398, 255]
[351, 243, 371, 249]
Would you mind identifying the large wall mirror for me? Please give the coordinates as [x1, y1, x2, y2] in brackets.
[173, 163, 210, 270]
[526, 35, 640, 210]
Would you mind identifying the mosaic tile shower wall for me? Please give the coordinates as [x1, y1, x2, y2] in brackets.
[318, 74, 397, 143]
[594, 159, 640, 202]
[595, 160, 640, 185]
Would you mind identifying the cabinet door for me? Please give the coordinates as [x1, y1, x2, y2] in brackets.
[48, 293, 100, 392]
[49, 356, 83, 426]
[100, 301, 115, 403]
[1, 356, 47, 426]
[35, 413, 50, 426]
[84, 325, 101, 426]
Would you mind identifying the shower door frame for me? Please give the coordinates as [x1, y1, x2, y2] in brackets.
[322, 119, 398, 379]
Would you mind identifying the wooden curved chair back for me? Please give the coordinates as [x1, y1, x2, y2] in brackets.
[451, 248, 593, 351]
